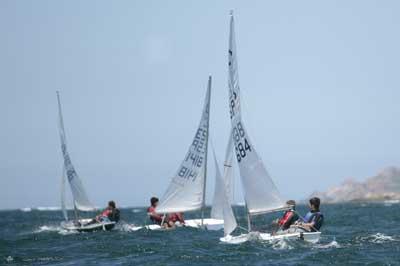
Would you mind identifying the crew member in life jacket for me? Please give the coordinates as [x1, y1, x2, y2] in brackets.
[88, 200, 120, 225]
[168, 212, 185, 225]
[276, 200, 298, 232]
[294, 197, 324, 232]
[147, 197, 171, 228]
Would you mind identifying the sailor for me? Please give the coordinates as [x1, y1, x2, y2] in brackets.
[276, 200, 298, 231]
[88, 200, 120, 225]
[168, 212, 185, 225]
[107, 201, 120, 222]
[295, 197, 324, 232]
[147, 197, 171, 228]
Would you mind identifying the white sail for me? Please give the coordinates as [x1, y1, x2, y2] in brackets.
[57, 92, 95, 212]
[228, 14, 286, 215]
[156, 77, 211, 214]
[211, 135, 234, 219]
[210, 137, 237, 236]
[61, 166, 68, 220]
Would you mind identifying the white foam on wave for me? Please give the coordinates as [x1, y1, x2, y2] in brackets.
[33, 225, 77, 235]
[132, 209, 142, 213]
[34, 225, 61, 233]
[315, 240, 341, 249]
[271, 239, 294, 250]
[58, 228, 78, 235]
[361, 233, 396, 244]
[36, 207, 61, 211]
[115, 222, 142, 232]
[20, 207, 32, 212]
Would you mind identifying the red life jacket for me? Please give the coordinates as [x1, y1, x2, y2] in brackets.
[101, 209, 111, 217]
[169, 213, 184, 223]
[278, 210, 293, 226]
[147, 206, 163, 223]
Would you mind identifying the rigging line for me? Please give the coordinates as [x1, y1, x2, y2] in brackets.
[237, 225, 249, 233]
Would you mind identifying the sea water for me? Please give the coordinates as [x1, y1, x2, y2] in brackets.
[1, 203, 399, 265]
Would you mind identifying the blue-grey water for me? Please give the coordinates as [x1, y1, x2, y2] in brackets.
[1, 203, 400, 265]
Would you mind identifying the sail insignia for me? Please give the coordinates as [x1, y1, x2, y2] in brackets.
[156, 77, 212, 214]
[57, 92, 95, 212]
[228, 14, 286, 215]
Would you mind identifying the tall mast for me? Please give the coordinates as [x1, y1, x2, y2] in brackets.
[201, 76, 212, 227]
[246, 208, 251, 232]
[56, 91, 66, 145]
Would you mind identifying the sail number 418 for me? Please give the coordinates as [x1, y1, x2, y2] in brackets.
[233, 122, 251, 162]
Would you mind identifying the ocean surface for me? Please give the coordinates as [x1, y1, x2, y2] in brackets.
[1, 203, 400, 265]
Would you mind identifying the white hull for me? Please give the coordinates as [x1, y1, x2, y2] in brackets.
[129, 218, 224, 232]
[61, 218, 116, 232]
[220, 231, 321, 244]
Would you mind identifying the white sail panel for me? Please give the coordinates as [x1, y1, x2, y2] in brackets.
[210, 137, 237, 236]
[60, 166, 68, 221]
[57, 92, 95, 212]
[210, 144, 224, 219]
[156, 77, 211, 214]
[211, 134, 233, 219]
[228, 14, 286, 214]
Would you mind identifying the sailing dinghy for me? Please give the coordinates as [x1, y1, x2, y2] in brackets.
[220, 13, 321, 244]
[132, 77, 224, 231]
[57, 92, 116, 232]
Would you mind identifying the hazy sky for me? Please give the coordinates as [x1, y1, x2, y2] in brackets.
[1, 1, 399, 210]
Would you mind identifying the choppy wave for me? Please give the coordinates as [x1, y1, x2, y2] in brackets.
[315, 239, 341, 249]
[33, 225, 77, 235]
[34, 223, 143, 235]
[271, 239, 294, 250]
[20, 256, 63, 263]
[19, 207, 62, 212]
[33, 225, 63, 234]
[358, 233, 397, 244]
[34, 225, 61, 233]
[36, 206, 61, 211]
[115, 222, 142, 232]
[3, 204, 400, 265]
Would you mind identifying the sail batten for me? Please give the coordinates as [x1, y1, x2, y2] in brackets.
[156, 77, 212, 214]
[57, 92, 95, 213]
[228, 14, 287, 214]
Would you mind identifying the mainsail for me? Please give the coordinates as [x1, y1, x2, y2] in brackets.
[156, 77, 211, 214]
[57, 92, 95, 212]
[210, 137, 237, 236]
[228, 13, 286, 215]
[60, 165, 68, 220]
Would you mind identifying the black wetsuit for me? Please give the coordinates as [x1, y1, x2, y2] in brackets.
[109, 208, 120, 223]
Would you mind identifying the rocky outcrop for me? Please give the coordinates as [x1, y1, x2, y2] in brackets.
[310, 167, 400, 203]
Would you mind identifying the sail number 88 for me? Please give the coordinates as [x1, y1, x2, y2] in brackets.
[233, 122, 251, 162]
